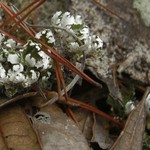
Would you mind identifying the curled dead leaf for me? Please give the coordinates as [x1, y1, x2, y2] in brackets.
[110, 87, 150, 150]
[92, 114, 114, 149]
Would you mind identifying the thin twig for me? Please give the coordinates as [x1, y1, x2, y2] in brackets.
[92, 0, 124, 20]
[41, 55, 86, 106]
[0, 92, 37, 109]
[4, 2, 102, 87]
[27, 23, 83, 45]
[1, 2, 102, 107]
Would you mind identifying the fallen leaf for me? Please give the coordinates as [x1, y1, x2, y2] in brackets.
[73, 108, 94, 140]
[110, 87, 150, 150]
[32, 103, 91, 150]
[92, 114, 114, 149]
[0, 131, 8, 150]
[0, 104, 41, 150]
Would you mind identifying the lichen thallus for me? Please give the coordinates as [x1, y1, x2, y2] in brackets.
[0, 0, 123, 128]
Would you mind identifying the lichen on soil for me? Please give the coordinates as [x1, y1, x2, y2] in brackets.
[2, 0, 150, 85]
[70, 0, 150, 85]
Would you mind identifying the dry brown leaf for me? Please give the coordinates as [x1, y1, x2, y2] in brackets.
[110, 88, 150, 150]
[0, 105, 42, 150]
[73, 108, 94, 140]
[0, 131, 8, 150]
[92, 114, 114, 149]
[32, 103, 91, 150]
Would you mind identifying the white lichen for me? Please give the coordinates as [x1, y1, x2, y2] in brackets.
[7, 53, 20, 64]
[0, 11, 107, 97]
[0, 39, 52, 97]
[35, 29, 55, 45]
[125, 101, 135, 114]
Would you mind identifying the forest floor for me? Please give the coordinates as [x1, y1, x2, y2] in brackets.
[0, 0, 150, 149]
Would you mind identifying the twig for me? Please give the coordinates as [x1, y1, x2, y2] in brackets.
[92, 0, 124, 20]
[0, 92, 37, 109]
[41, 54, 86, 106]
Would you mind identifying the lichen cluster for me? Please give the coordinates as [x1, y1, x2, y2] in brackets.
[0, 11, 106, 97]
[0, 34, 52, 97]
[51, 11, 103, 53]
